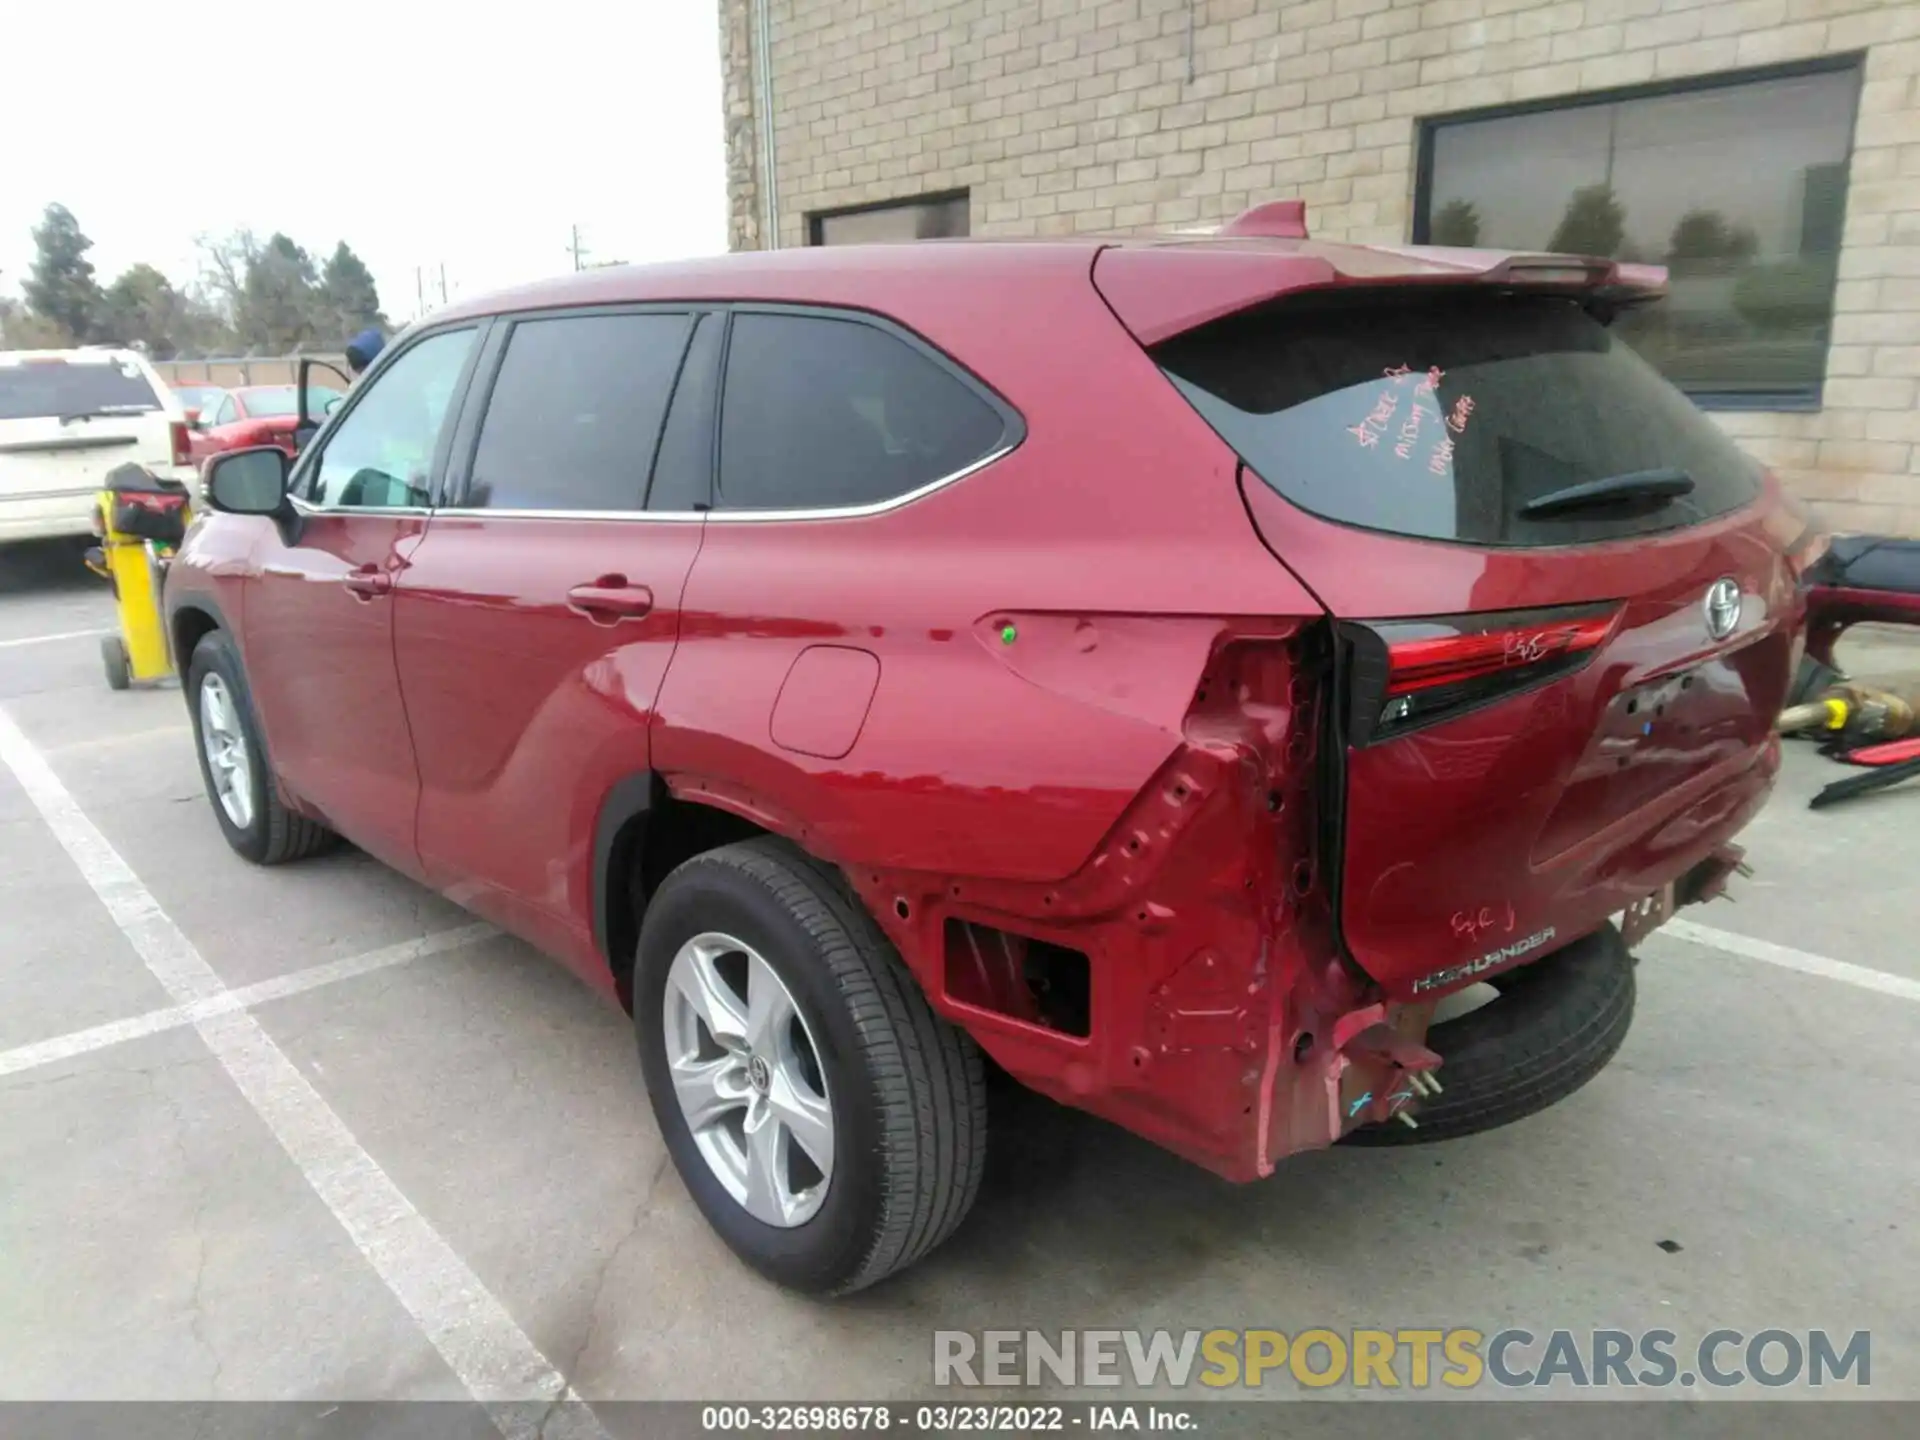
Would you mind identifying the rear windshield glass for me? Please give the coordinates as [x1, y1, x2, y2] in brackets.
[0, 358, 162, 422]
[1154, 293, 1763, 547]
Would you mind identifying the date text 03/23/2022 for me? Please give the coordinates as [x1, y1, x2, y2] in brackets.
[700, 1404, 1195, 1432]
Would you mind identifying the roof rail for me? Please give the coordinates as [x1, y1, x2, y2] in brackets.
[1218, 199, 1309, 240]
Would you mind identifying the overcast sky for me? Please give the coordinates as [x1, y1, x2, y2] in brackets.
[1, 0, 727, 329]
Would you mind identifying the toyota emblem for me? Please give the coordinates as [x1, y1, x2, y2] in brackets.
[1703, 577, 1741, 641]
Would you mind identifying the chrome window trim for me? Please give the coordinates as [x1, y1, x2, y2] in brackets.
[288, 495, 430, 519]
[432, 505, 702, 524]
[433, 439, 1017, 525]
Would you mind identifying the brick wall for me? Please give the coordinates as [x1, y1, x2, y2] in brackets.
[720, 0, 1920, 535]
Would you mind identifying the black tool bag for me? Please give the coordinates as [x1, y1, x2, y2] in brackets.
[105, 463, 191, 547]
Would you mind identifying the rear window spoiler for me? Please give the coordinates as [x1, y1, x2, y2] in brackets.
[1094, 235, 1669, 347]
[1480, 255, 1669, 311]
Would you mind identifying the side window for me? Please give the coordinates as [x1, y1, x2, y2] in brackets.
[213, 395, 238, 426]
[304, 329, 475, 509]
[716, 313, 1009, 511]
[465, 313, 691, 512]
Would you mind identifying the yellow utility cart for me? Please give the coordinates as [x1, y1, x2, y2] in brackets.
[83, 463, 194, 690]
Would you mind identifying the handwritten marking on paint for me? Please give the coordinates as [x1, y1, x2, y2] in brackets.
[1428, 436, 1456, 475]
[1503, 632, 1551, 665]
[1447, 395, 1476, 434]
[1348, 1090, 1374, 1118]
[1451, 902, 1517, 943]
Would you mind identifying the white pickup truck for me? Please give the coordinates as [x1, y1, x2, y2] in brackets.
[0, 348, 197, 543]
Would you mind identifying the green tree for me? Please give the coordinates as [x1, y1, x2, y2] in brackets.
[23, 203, 104, 342]
[99, 263, 183, 356]
[1546, 184, 1627, 258]
[318, 242, 387, 338]
[238, 233, 321, 350]
[1664, 209, 1759, 274]
[1429, 198, 1481, 247]
[1733, 257, 1838, 332]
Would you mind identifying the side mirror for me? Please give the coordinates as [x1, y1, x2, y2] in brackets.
[204, 446, 290, 517]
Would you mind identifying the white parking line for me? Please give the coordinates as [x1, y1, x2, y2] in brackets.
[1666, 917, 1920, 1003]
[46, 724, 192, 755]
[0, 923, 497, 1079]
[0, 628, 108, 650]
[0, 706, 606, 1440]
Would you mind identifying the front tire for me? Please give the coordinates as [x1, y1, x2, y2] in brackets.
[185, 630, 335, 865]
[635, 838, 987, 1295]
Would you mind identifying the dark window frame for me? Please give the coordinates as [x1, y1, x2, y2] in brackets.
[645, 311, 727, 513]
[806, 189, 972, 246]
[1412, 53, 1866, 413]
[711, 301, 1025, 518]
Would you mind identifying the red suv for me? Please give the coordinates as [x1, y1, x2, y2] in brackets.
[167, 208, 1812, 1295]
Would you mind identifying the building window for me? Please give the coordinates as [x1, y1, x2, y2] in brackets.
[808, 191, 970, 246]
[1416, 59, 1862, 409]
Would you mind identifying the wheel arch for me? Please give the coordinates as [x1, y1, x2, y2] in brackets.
[169, 598, 227, 677]
[593, 773, 775, 1010]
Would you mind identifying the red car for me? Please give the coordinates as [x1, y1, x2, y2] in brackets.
[165, 206, 1813, 1294]
[168, 382, 226, 425]
[187, 383, 344, 462]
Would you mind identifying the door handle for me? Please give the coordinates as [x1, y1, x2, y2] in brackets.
[344, 565, 393, 600]
[567, 576, 654, 625]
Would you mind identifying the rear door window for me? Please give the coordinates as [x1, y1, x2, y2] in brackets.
[716, 312, 1011, 512]
[465, 312, 693, 512]
[1154, 293, 1764, 547]
[0, 357, 161, 421]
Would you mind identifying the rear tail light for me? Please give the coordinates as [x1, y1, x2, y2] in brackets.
[1342, 603, 1621, 745]
[169, 421, 191, 467]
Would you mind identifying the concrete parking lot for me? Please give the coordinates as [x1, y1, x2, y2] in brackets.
[2, 535, 1917, 1425]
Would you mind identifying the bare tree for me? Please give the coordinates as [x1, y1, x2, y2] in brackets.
[194, 230, 260, 334]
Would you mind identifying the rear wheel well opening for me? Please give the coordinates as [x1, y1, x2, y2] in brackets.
[603, 790, 772, 1011]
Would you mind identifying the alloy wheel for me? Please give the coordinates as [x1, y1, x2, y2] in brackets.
[661, 931, 834, 1227]
[198, 673, 254, 830]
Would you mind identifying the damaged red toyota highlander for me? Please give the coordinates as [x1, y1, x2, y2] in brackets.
[165, 203, 1816, 1294]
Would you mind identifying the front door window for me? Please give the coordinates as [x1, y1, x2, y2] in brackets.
[300, 329, 475, 509]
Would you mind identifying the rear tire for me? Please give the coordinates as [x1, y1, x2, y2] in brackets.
[1345, 924, 1635, 1145]
[634, 838, 987, 1295]
[100, 635, 130, 691]
[185, 630, 336, 865]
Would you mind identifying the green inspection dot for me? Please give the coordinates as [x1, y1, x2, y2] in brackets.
[1000, 623, 1018, 645]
